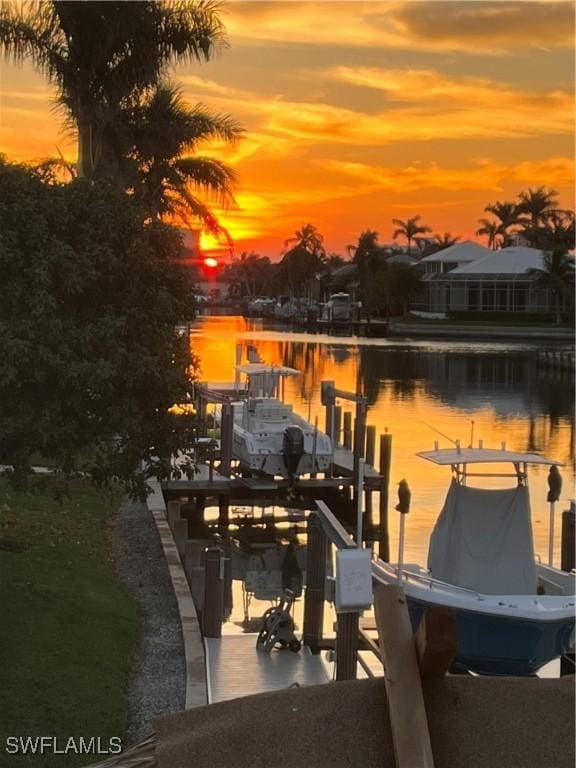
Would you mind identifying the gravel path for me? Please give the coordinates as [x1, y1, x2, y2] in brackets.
[110, 498, 185, 744]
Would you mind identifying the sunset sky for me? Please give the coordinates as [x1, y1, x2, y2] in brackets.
[1, 0, 574, 258]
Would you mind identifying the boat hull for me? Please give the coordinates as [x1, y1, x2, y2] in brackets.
[232, 425, 332, 479]
[407, 596, 575, 676]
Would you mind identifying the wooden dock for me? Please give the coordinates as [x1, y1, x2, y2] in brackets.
[205, 634, 330, 703]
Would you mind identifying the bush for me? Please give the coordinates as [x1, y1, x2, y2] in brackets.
[0, 159, 197, 497]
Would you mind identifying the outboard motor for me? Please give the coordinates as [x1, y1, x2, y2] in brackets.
[282, 425, 305, 483]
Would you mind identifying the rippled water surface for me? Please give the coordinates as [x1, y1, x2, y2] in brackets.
[190, 315, 574, 565]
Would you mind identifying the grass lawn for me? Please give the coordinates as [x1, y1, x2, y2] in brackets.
[0, 478, 138, 768]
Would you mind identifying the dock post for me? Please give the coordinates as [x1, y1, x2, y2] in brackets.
[560, 502, 575, 677]
[321, 381, 335, 478]
[343, 412, 353, 450]
[561, 502, 575, 572]
[219, 401, 233, 477]
[365, 426, 376, 525]
[167, 499, 181, 530]
[184, 540, 204, 585]
[335, 612, 358, 681]
[379, 433, 392, 561]
[173, 518, 188, 560]
[202, 544, 224, 638]
[303, 513, 327, 652]
[218, 494, 230, 525]
[222, 537, 233, 620]
[353, 399, 367, 489]
[334, 405, 342, 448]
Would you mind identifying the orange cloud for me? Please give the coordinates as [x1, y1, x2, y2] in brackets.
[226, 1, 573, 53]
[319, 157, 575, 195]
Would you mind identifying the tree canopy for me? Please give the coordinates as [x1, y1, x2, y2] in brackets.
[0, 159, 197, 497]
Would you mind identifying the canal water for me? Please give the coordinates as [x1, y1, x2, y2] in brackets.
[191, 315, 574, 566]
[188, 315, 573, 672]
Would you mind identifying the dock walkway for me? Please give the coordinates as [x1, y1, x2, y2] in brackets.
[205, 635, 330, 704]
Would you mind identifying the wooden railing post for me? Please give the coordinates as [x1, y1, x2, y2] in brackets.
[303, 513, 327, 652]
[202, 545, 224, 638]
[335, 612, 358, 681]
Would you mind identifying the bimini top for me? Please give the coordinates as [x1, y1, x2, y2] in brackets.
[235, 364, 302, 377]
[418, 447, 563, 467]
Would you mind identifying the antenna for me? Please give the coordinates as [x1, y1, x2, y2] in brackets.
[420, 420, 457, 446]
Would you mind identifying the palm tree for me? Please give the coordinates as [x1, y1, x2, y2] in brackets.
[433, 233, 460, 249]
[391, 216, 431, 253]
[517, 186, 559, 230]
[119, 84, 241, 242]
[476, 218, 501, 250]
[280, 224, 326, 296]
[483, 201, 520, 246]
[0, 1, 226, 178]
[284, 224, 326, 258]
[530, 249, 575, 324]
[348, 229, 379, 266]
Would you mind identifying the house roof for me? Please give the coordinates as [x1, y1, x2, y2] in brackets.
[449, 246, 545, 275]
[420, 240, 491, 264]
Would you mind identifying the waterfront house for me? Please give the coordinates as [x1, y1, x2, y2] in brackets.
[420, 245, 572, 318]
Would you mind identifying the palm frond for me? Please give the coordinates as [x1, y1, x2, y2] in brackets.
[169, 184, 233, 248]
[174, 156, 237, 206]
[158, 0, 228, 64]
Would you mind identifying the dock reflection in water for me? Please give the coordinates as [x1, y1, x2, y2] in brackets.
[190, 315, 574, 628]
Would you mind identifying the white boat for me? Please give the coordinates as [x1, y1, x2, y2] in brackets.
[322, 292, 353, 321]
[373, 445, 575, 675]
[218, 363, 333, 480]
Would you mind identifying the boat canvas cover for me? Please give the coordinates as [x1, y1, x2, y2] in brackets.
[428, 481, 537, 595]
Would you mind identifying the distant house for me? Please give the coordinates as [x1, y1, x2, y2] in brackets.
[420, 245, 570, 316]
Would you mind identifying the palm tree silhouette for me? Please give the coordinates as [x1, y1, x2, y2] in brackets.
[483, 201, 520, 247]
[392, 216, 431, 253]
[530, 249, 574, 324]
[284, 224, 326, 258]
[0, 1, 225, 178]
[118, 84, 241, 242]
[476, 218, 501, 250]
[517, 187, 559, 229]
[433, 233, 460, 249]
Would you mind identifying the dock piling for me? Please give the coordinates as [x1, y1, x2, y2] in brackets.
[303, 514, 327, 652]
[167, 499, 181, 530]
[334, 405, 342, 448]
[202, 544, 224, 638]
[173, 518, 188, 560]
[561, 502, 575, 572]
[335, 612, 359, 681]
[379, 433, 392, 561]
[343, 412, 352, 450]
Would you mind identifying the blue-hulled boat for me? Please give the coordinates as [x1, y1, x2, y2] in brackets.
[372, 445, 575, 676]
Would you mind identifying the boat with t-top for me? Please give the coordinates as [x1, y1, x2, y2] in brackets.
[373, 443, 575, 676]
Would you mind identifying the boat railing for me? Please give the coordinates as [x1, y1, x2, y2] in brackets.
[313, 499, 485, 601]
[371, 560, 484, 601]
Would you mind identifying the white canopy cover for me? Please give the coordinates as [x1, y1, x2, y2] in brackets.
[428, 481, 537, 595]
